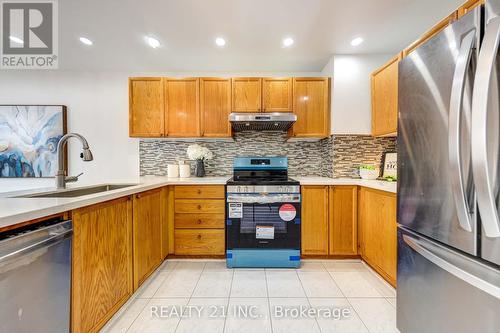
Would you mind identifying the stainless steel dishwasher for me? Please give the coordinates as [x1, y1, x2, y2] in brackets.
[0, 218, 72, 333]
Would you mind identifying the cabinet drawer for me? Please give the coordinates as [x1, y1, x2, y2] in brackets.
[174, 186, 225, 199]
[174, 229, 225, 255]
[175, 199, 225, 214]
[175, 213, 225, 229]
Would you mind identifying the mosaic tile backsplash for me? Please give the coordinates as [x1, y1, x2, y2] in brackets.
[330, 135, 397, 178]
[139, 132, 395, 178]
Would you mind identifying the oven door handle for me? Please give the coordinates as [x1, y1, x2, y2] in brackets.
[227, 194, 300, 204]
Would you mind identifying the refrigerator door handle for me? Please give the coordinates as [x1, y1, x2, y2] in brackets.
[471, 16, 500, 238]
[449, 29, 476, 233]
[403, 233, 500, 299]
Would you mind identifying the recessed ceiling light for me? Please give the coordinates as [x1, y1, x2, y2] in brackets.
[79, 37, 93, 46]
[282, 37, 294, 47]
[9, 36, 23, 44]
[215, 37, 226, 47]
[350, 37, 364, 46]
[145, 36, 161, 49]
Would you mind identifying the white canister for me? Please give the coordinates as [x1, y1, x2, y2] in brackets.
[167, 164, 179, 178]
[179, 163, 190, 178]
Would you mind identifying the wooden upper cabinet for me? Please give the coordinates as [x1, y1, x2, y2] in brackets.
[358, 187, 397, 287]
[403, 12, 457, 57]
[292, 77, 330, 138]
[164, 77, 200, 137]
[301, 185, 329, 255]
[371, 55, 399, 137]
[200, 78, 232, 137]
[129, 77, 164, 137]
[133, 189, 163, 289]
[458, 0, 484, 17]
[329, 186, 358, 256]
[72, 197, 133, 333]
[262, 77, 293, 112]
[232, 77, 262, 112]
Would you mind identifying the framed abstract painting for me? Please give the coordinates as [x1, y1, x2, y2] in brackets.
[0, 105, 67, 178]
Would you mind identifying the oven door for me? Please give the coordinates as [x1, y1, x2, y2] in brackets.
[226, 193, 301, 249]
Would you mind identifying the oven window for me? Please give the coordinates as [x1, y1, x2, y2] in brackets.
[240, 204, 288, 234]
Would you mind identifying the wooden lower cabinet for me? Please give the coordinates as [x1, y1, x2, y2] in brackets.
[174, 229, 225, 255]
[133, 188, 163, 289]
[301, 185, 329, 255]
[358, 187, 397, 287]
[173, 185, 225, 255]
[329, 186, 358, 255]
[160, 187, 169, 259]
[72, 197, 133, 333]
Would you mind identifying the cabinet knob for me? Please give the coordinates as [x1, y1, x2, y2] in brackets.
[197, 219, 202, 224]
[197, 234, 202, 240]
[197, 205, 202, 210]
[197, 189, 202, 194]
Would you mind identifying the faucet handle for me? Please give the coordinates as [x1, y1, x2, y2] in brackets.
[65, 172, 83, 183]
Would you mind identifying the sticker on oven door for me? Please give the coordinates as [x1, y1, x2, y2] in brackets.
[279, 204, 296, 221]
[256, 225, 275, 239]
[228, 203, 243, 218]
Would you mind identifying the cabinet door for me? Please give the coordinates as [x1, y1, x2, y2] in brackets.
[292, 78, 330, 138]
[371, 55, 399, 137]
[129, 77, 164, 137]
[72, 197, 133, 333]
[164, 78, 200, 137]
[262, 77, 293, 112]
[133, 189, 163, 289]
[458, 0, 484, 17]
[200, 78, 232, 137]
[358, 187, 397, 287]
[329, 186, 358, 255]
[403, 12, 457, 57]
[232, 77, 262, 112]
[301, 185, 329, 255]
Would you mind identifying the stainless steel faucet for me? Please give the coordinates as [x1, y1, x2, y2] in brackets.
[55, 133, 94, 189]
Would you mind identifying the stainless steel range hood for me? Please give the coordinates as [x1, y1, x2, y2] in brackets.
[229, 113, 297, 131]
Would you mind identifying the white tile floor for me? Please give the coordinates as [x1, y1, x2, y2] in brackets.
[101, 259, 398, 333]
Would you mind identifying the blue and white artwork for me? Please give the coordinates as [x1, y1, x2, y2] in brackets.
[0, 105, 66, 178]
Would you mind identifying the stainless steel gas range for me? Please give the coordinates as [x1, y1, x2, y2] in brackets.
[225, 157, 301, 268]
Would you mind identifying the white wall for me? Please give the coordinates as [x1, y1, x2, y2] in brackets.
[321, 54, 392, 134]
[0, 70, 321, 192]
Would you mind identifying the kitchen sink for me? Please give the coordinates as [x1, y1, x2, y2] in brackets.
[17, 184, 138, 198]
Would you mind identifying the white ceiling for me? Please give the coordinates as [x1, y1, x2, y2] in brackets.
[59, 0, 463, 71]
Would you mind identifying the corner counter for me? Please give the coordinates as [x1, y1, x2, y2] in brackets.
[295, 177, 397, 193]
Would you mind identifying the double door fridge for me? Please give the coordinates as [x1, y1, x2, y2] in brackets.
[398, 1, 500, 332]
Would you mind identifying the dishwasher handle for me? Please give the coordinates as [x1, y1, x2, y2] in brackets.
[0, 224, 72, 263]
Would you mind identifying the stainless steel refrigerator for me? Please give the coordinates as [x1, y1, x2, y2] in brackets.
[398, 1, 500, 332]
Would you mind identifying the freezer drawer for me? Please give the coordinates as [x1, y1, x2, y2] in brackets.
[397, 227, 500, 333]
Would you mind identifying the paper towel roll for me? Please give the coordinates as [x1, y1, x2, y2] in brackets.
[179, 164, 190, 178]
[167, 164, 179, 178]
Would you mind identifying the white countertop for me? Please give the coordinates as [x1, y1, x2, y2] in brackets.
[0, 176, 396, 231]
[295, 177, 397, 193]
